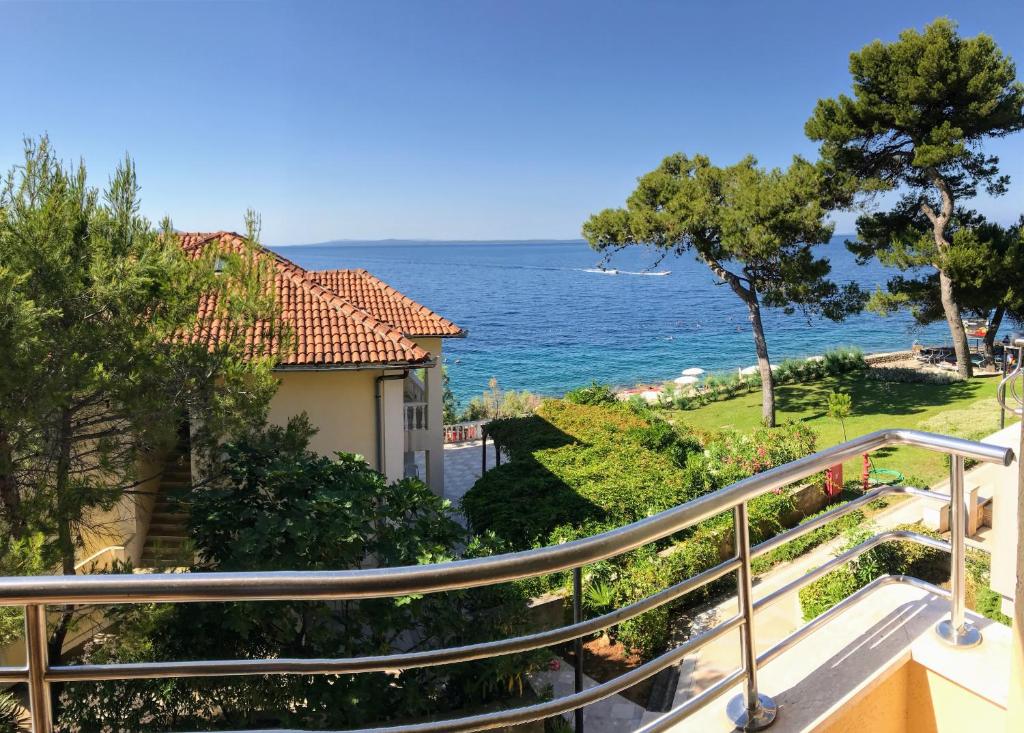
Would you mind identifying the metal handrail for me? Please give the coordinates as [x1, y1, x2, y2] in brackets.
[0, 428, 1012, 732]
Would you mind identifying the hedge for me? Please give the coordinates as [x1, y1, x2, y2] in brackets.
[465, 402, 813, 550]
[465, 402, 704, 548]
[464, 401, 821, 657]
[798, 523, 947, 621]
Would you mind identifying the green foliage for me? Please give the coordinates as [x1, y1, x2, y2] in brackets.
[0, 691, 26, 732]
[651, 348, 865, 413]
[826, 392, 852, 421]
[0, 533, 46, 647]
[798, 523, 947, 621]
[564, 381, 618, 406]
[463, 401, 705, 549]
[58, 418, 542, 729]
[468, 400, 820, 658]
[459, 377, 541, 421]
[827, 390, 853, 440]
[807, 18, 1024, 205]
[807, 18, 1024, 377]
[967, 552, 1012, 626]
[0, 137, 280, 588]
[751, 505, 864, 575]
[441, 366, 459, 424]
[583, 580, 617, 616]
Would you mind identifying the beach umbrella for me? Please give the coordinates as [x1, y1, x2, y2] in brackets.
[681, 367, 705, 377]
[739, 365, 759, 376]
[639, 390, 662, 403]
[674, 375, 699, 385]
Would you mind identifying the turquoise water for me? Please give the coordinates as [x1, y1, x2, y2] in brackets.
[277, 238, 954, 405]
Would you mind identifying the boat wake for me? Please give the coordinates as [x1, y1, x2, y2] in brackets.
[580, 268, 671, 276]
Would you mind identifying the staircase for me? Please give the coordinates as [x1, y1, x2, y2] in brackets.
[139, 447, 193, 569]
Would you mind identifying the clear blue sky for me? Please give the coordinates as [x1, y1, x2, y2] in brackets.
[2, 1, 1022, 244]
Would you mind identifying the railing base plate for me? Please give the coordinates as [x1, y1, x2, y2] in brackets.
[726, 692, 777, 731]
[934, 619, 982, 648]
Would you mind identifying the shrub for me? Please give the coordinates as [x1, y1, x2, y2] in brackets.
[60, 417, 543, 730]
[967, 552, 1011, 626]
[464, 402, 706, 547]
[0, 692, 25, 733]
[751, 506, 865, 574]
[653, 348, 867, 412]
[823, 346, 866, 375]
[0, 533, 46, 647]
[469, 401, 825, 659]
[460, 378, 542, 420]
[564, 381, 618, 406]
[798, 523, 946, 621]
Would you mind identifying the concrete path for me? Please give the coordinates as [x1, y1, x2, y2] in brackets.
[441, 439, 505, 524]
[656, 493, 929, 719]
[642, 463, 1005, 726]
[530, 662, 648, 733]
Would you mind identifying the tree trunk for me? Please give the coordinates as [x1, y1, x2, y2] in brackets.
[49, 406, 77, 668]
[706, 255, 777, 427]
[939, 270, 973, 378]
[925, 173, 973, 379]
[982, 306, 1005, 367]
[744, 290, 776, 427]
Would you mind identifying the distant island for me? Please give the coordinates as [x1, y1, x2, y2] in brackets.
[278, 237, 590, 247]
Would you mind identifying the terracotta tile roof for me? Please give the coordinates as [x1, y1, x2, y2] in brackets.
[180, 232, 433, 368]
[308, 269, 464, 338]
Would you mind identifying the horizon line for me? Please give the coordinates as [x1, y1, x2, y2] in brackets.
[274, 234, 860, 247]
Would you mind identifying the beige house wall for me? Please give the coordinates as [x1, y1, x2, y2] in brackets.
[413, 337, 444, 494]
[987, 423, 1020, 614]
[817, 660, 1005, 733]
[269, 367, 408, 483]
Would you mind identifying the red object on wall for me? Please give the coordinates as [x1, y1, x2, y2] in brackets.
[825, 463, 844, 497]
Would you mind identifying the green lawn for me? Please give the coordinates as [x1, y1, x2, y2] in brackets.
[663, 374, 1013, 486]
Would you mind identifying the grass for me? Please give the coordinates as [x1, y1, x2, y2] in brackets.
[664, 373, 1013, 486]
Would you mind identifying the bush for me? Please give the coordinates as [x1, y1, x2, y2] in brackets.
[564, 381, 618, 406]
[653, 348, 867, 412]
[59, 417, 543, 730]
[0, 533, 46, 647]
[464, 402, 706, 548]
[460, 377, 542, 421]
[0, 692, 26, 733]
[751, 505, 865, 574]
[798, 523, 946, 621]
[967, 552, 1011, 626]
[468, 401, 821, 659]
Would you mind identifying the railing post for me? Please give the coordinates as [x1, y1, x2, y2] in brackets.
[573, 567, 584, 733]
[726, 502, 777, 731]
[25, 604, 52, 733]
[935, 455, 982, 647]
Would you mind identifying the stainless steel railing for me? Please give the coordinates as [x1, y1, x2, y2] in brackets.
[0, 429, 1012, 732]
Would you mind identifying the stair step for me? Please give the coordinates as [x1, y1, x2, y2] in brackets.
[148, 521, 187, 533]
[149, 511, 186, 524]
[145, 536, 187, 545]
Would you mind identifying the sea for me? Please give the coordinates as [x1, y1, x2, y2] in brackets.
[275, 237, 954, 406]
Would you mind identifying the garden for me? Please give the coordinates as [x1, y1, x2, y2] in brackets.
[460, 380, 1013, 711]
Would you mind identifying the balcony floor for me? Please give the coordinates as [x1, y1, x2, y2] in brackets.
[663, 581, 1010, 732]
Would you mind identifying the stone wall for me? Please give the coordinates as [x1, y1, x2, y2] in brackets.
[864, 350, 914, 365]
